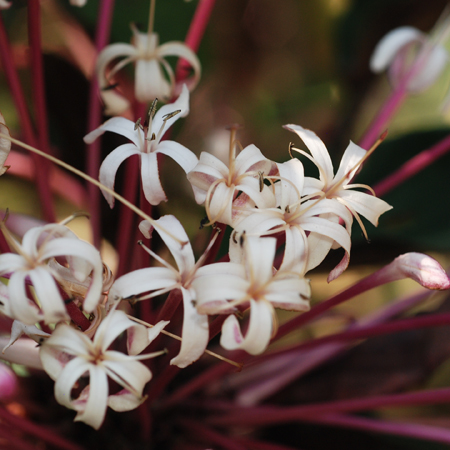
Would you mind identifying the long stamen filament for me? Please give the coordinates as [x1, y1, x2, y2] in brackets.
[126, 314, 243, 368]
[0, 133, 186, 246]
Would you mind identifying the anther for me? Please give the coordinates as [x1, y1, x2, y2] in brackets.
[239, 231, 246, 247]
[134, 118, 143, 131]
[200, 216, 209, 229]
[258, 171, 265, 192]
[285, 205, 291, 214]
[102, 82, 120, 91]
[163, 110, 181, 121]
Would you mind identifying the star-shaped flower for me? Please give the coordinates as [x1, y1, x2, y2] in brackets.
[96, 24, 201, 115]
[84, 85, 197, 207]
[40, 309, 164, 429]
[0, 221, 103, 324]
[187, 131, 276, 226]
[194, 236, 311, 355]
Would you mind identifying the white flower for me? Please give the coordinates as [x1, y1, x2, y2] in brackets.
[370, 23, 450, 93]
[39, 309, 163, 429]
[84, 85, 197, 207]
[286, 124, 392, 232]
[194, 236, 311, 355]
[96, 24, 201, 115]
[109, 215, 241, 368]
[0, 0, 11, 10]
[0, 113, 11, 175]
[2, 320, 50, 353]
[0, 222, 103, 324]
[187, 141, 276, 226]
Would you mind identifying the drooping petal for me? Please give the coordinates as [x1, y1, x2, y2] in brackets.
[127, 320, 169, 356]
[244, 237, 276, 286]
[2, 321, 50, 353]
[280, 226, 308, 274]
[332, 141, 366, 183]
[8, 271, 42, 325]
[370, 27, 423, 73]
[156, 141, 198, 173]
[275, 158, 304, 211]
[265, 277, 310, 311]
[74, 366, 109, 430]
[140, 152, 167, 205]
[283, 124, 334, 184]
[170, 287, 209, 368]
[45, 323, 93, 356]
[108, 389, 146, 412]
[234, 144, 274, 176]
[220, 299, 274, 355]
[98, 144, 141, 208]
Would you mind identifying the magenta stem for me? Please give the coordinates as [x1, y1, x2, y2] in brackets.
[305, 414, 450, 445]
[234, 437, 300, 450]
[207, 387, 450, 427]
[374, 132, 450, 197]
[179, 418, 247, 450]
[0, 407, 83, 450]
[175, 0, 216, 80]
[0, 15, 55, 222]
[85, 0, 115, 248]
[0, 423, 37, 450]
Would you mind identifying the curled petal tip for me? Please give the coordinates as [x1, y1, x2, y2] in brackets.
[393, 253, 450, 290]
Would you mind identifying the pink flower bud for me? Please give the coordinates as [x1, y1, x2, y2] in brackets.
[0, 363, 17, 399]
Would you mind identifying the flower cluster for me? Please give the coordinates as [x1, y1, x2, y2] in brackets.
[0, 0, 449, 443]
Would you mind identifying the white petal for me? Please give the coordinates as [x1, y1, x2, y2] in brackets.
[234, 144, 274, 175]
[156, 141, 198, 173]
[46, 323, 92, 355]
[0, 253, 27, 274]
[151, 84, 190, 140]
[74, 366, 109, 429]
[170, 288, 209, 368]
[85, 116, 141, 146]
[140, 152, 167, 205]
[265, 277, 310, 311]
[8, 271, 42, 324]
[127, 320, 169, 356]
[370, 27, 423, 72]
[108, 389, 145, 412]
[333, 141, 366, 183]
[244, 237, 276, 285]
[95, 310, 137, 352]
[283, 124, 334, 184]
[99, 143, 141, 208]
[280, 226, 308, 274]
[2, 321, 49, 353]
[153, 215, 195, 274]
[135, 59, 171, 102]
[220, 299, 273, 355]
[276, 158, 304, 210]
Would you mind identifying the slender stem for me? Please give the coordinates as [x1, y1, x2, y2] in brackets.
[207, 388, 450, 427]
[305, 414, 450, 445]
[0, 423, 37, 450]
[148, 0, 156, 35]
[86, 0, 115, 248]
[175, 0, 216, 81]
[374, 133, 450, 197]
[0, 15, 55, 222]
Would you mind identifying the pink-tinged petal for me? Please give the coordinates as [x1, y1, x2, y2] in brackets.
[108, 389, 145, 412]
[99, 144, 141, 208]
[109, 267, 178, 302]
[234, 144, 274, 175]
[193, 151, 230, 179]
[127, 320, 169, 356]
[220, 299, 273, 355]
[39, 345, 67, 379]
[238, 179, 275, 210]
[333, 141, 366, 183]
[140, 152, 167, 205]
[338, 190, 393, 226]
[84, 117, 141, 147]
[380, 253, 450, 290]
[170, 288, 209, 368]
[283, 124, 334, 184]
[151, 84, 190, 140]
[407, 44, 449, 91]
[8, 271, 42, 325]
[191, 184, 208, 204]
[0, 113, 11, 175]
[370, 27, 423, 73]
[29, 267, 69, 323]
[276, 159, 304, 210]
[1, 337, 43, 369]
[328, 251, 350, 282]
[69, 0, 87, 6]
[103, 352, 151, 396]
[153, 215, 195, 274]
[208, 182, 235, 225]
[0, 0, 11, 9]
[95, 310, 137, 352]
[244, 237, 276, 285]
[265, 277, 311, 311]
[54, 357, 91, 409]
[135, 59, 171, 102]
[156, 141, 198, 173]
[74, 366, 109, 429]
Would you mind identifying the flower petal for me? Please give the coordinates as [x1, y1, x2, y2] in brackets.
[220, 299, 273, 355]
[135, 59, 171, 102]
[170, 287, 209, 368]
[84, 117, 142, 147]
[140, 152, 167, 205]
[0, 113, 11, 175]
[156, 141, 198, 173]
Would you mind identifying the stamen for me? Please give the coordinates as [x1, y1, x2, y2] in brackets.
[137, 240, 178, 273]
[126, 314, 243, 369]
[146, 98, 158, 129]
[134, 118, 143, 131]
[258, 171, 265, 192]
[290, 145, 329, 182]
[59, 212, 91, 227]
[101, 82, 120, 91]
